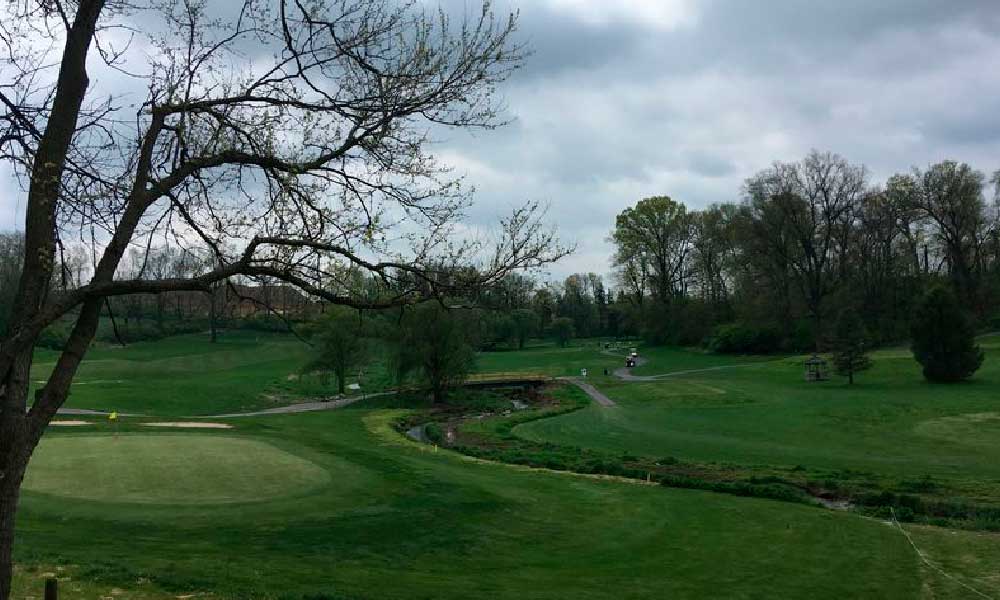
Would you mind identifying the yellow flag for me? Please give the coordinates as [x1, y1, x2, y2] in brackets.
[108, 411, 118, 421]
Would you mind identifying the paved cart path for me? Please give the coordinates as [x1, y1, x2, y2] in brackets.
[56, 391, 397, 420]
[205, 391, 398, 418]
[605, 350, 785, 382]
[560, 377, 617, 407]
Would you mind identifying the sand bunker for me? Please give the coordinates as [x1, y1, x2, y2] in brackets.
[51, 420, 93, 426]
[142, 422, 233, 429]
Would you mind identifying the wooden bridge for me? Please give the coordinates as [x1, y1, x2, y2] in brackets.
[461, 372, 552, 389]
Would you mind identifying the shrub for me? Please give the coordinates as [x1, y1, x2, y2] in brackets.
[707, 322, 781, 354]
[95, 319, 207, 345]
[897, 475, 937, 494]
[36, 322, 72, 351]
[870, 505, 915, 522]
[423, 423, 444, 444]
[778, 319, 814, 353]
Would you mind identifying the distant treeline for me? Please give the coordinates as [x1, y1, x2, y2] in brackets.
[4, 150, 998, 355]
[603, 152, 1000, 352]
[460, 152, 1000, 354]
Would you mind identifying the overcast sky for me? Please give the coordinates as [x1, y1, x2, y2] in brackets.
[4, 0, 1000, 280]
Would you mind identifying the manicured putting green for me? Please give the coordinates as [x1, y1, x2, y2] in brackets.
[24, 434, 331, 505]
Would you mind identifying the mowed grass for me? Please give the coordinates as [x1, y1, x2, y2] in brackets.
[15, 334, 1000, 598]
[18, 411, 931, 600]
[24, 434, 332, 504]
[475, 341, 623, 378]
[515, 337, 1000, 502]
[30, 331, 311, 416]
[628, 345, 777, 376]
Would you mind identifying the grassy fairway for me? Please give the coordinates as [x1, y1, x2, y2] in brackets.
[18, 410, 926, 599]
[476, 341, 623, 377]
[30, 331, 310, 416]
[626, 345, 776, 376]
[515, 338, 1000, 505]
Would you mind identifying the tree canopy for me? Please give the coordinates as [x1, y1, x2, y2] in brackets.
[0, 2, 567, 597]
[392, 303, 476, 403]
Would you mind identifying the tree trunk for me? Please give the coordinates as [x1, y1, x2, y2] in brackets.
[0, 4, 110, 598]
[208, 290, 217, 343]
[156, 294, 165, 334]
[431, 372, 444, 403]
[335, 360, 347, 396]
[0, 460, 27, 600]
[0, 347, 35, 600]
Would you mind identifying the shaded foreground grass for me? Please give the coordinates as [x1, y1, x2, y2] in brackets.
[18, 408, 931, 599]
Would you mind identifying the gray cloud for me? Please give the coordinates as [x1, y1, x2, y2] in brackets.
[5, 0, 1000, 281]
[429, 0, 1000, 277]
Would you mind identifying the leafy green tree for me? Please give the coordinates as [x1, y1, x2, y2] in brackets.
[477, 311, 515, 350]
[551, 317, 575, 348]
[911, 286, 984, 382]
[556, 273, 600, 337]
[512, 308, 540, 349]
[394, 304, 476, 402]
[830, 308, 872, 384]
[611, 196, 693, 303]
[304, 308, 368, 395]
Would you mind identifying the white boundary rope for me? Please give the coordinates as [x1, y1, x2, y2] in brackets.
[890, 508, 994, 600]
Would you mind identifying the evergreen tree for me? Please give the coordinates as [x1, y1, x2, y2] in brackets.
[830, 308, 872, 384]
[911, 286, 984, 382]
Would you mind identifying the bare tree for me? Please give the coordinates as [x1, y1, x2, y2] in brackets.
[0, 2, 568, 597]
[894, 161, 988, 310]
[745, 151, 867, 347]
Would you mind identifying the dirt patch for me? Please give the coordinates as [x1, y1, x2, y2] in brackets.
[51, 420, 93, 427]
[142, 422, 233, 429]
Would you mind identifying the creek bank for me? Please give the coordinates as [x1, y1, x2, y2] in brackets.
[395, 382, 1000, 530]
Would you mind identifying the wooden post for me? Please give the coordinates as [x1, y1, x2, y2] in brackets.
[44, 577, 57, 600]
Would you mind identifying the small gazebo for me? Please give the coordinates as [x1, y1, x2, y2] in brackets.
[804, 354, 829, 382]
